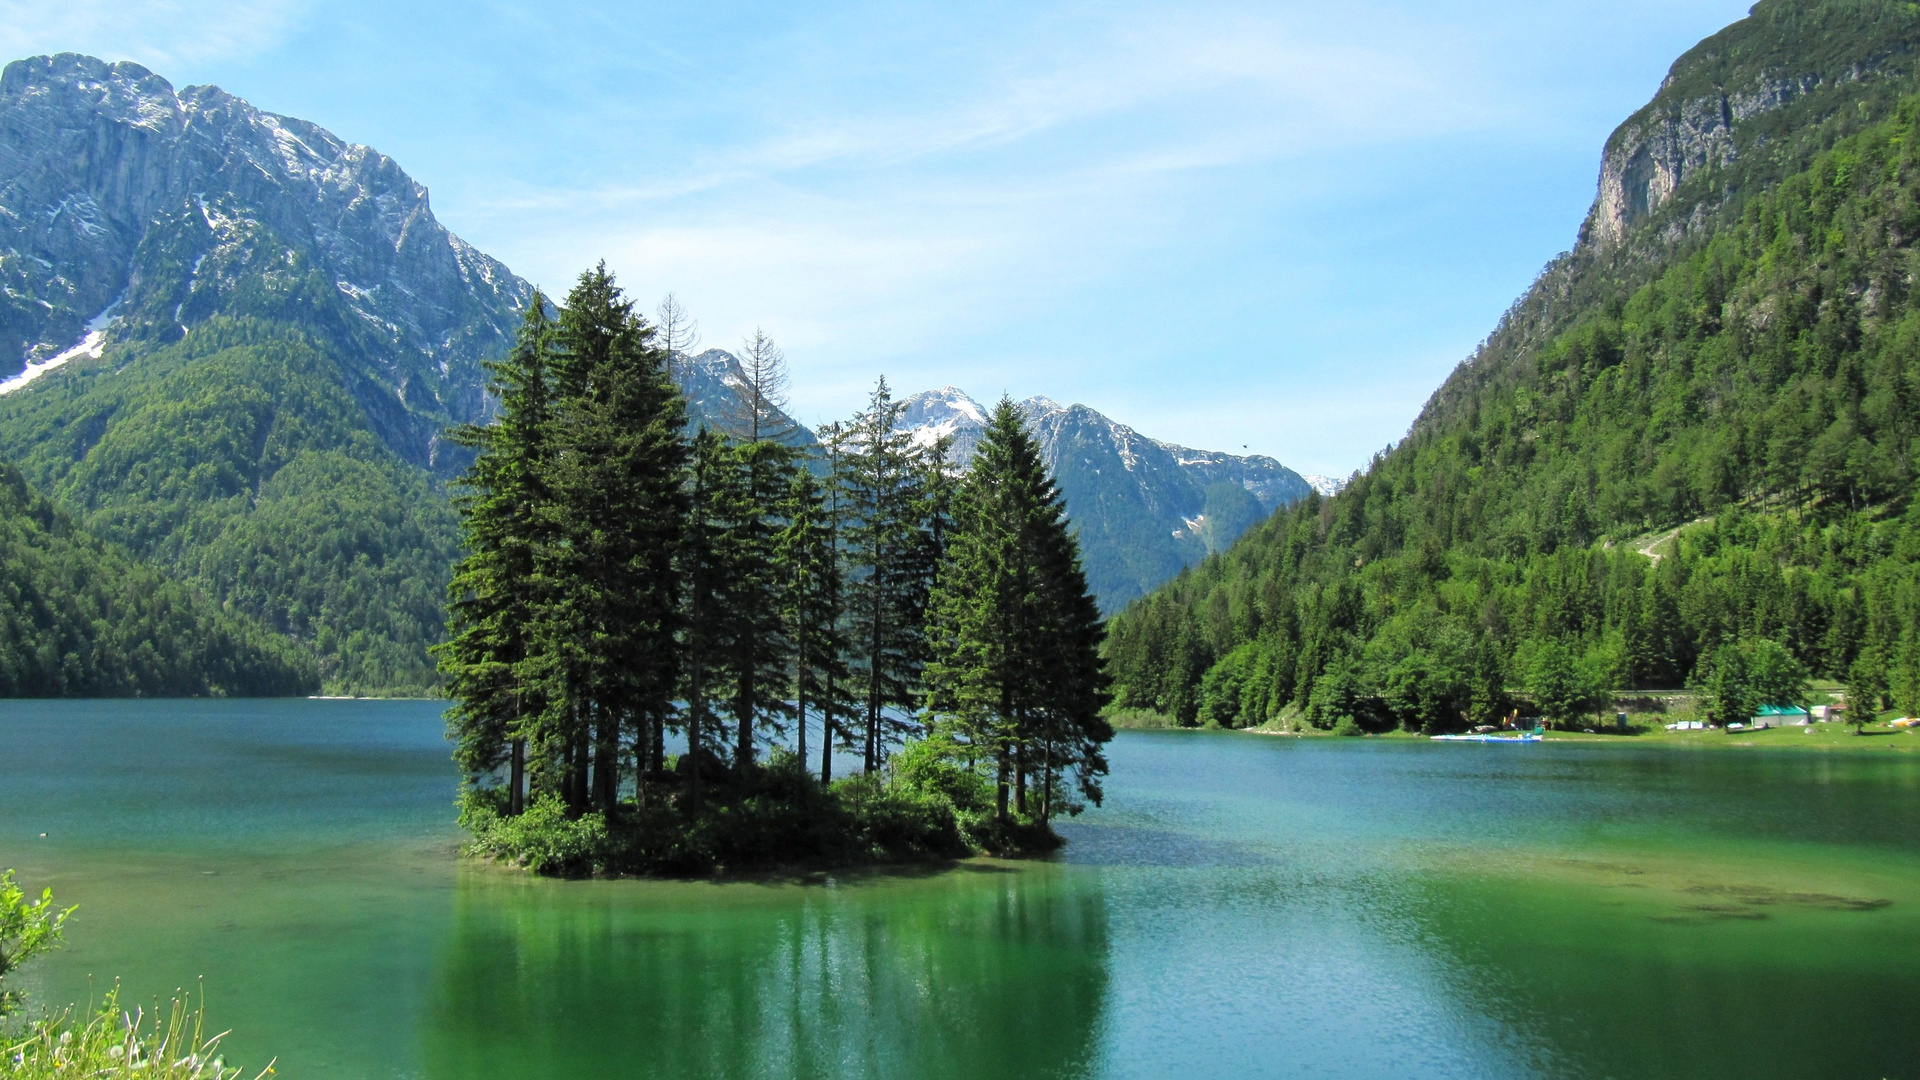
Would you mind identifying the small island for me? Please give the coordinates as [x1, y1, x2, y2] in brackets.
[439, 268, 1112, 877]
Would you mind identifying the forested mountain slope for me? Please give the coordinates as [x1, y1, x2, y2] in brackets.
[1107, 0, 1920, 729]
[0, 455, 314, 695]
[0, 320, 459, 692]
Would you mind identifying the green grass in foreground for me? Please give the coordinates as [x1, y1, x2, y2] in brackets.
[4, 985, 272, 1078]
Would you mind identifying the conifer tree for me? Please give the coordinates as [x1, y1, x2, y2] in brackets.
[656, 293, 699, 385]
[811, 420, 861, 783]
[720, 328, 799, 768]
[542, 264, 689, 814]
[440, 297, 558, 814]
[681, 426, 743, 808]
[779, 464, 850, 778]
[926, 397, 1110, 823]
[844, 377, 944, 771]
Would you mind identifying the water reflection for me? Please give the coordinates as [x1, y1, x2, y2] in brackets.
[423, 865, 1109, 1080]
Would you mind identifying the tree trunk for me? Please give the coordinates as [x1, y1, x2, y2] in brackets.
[795, 651, 808, 776]
[867, 574, 884, 773]
[821, 676, 835, 784]
[737, 674, 756, 770]
[594, 707, 618, 814]
[996, 751, 1010, 822]
[1040, 743, 1053, 825]
[508, 737, 526, 816]
[1015, 745, 1027, 817]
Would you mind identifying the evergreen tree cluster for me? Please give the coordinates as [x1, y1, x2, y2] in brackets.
[440, 268, 1110, 872]
[1107, 70, 1920, 732]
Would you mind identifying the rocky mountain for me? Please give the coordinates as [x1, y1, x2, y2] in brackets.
[896, 387, 1313, 610]
[0, 54, 538, 692]
[673, 348, 816, 448]
[0, 53, 532, 471]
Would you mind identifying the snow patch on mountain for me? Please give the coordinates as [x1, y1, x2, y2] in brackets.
[894, 386, 1317, 609]
[1302, 474, 1346, 497]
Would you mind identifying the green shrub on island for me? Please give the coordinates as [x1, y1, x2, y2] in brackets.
[459, 743, 1058, 877]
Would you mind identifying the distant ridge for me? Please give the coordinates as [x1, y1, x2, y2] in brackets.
[895, 387, 1313, 610]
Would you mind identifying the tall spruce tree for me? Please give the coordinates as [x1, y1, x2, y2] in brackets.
[926, 397, 1110, 822]
[812, 420, 861, 783]
[779, 464, 850, 778]
[440, 297, 558, 814]
[541, 264, 689, 815]
[721, 328, 799, 768]
[844, 378, 945, 771]
[681, 426, 744, 808]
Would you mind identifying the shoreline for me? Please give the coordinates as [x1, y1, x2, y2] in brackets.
[1109, 717, 1920, 752]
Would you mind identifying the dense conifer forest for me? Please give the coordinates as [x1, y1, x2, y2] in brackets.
[1107, 4, 1920, 732]
[442, 267, 1112, 874]
[0, 456, 314, 696]
[0, 321, 460, 694]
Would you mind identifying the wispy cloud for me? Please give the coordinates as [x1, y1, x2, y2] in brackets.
[0, 0, 313, 71]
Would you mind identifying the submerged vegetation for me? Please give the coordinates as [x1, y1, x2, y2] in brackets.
[440, 267, 1111, 875]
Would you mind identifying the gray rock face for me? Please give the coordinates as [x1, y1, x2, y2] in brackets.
[1581, 2, 1920, 251]
[896, 387, 1313, 610]
[1588, 77, 1818, 248]
[0, 53, 532, 468]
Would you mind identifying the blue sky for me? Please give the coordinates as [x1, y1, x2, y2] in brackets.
[1, 0, 1755, 476]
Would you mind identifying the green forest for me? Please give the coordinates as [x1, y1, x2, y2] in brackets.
[0, 454, 313, 696]
[1107, 9, 1920, 733]
[442, 266, 1111, 875]
[0, 320, 459, 694]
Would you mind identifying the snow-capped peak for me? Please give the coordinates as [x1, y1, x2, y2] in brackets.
[1301, 474, 1346, 497]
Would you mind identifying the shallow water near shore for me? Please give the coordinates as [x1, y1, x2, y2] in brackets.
[3, 700, 1918, 1078]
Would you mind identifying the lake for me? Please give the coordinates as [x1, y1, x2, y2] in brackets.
[2, 699, 1918, 1078]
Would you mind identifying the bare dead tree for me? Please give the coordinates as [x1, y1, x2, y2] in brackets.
[734, 326, 797, 445]
[656, 293, 700, 386]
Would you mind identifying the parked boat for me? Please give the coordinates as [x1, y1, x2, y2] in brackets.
[1430, 733, 1543, 743]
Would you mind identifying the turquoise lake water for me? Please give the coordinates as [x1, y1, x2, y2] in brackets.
[2, 699, 1918, 1078]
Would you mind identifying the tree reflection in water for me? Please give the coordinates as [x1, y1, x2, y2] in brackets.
[424, 862, 1108, 1080]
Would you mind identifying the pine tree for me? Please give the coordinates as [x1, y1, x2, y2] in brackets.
[681, 426, 744, 808]
[812, 420, 861, 783]
[779, 464, 851, 779]
[656, 293, 699, 385]
[720, 328, 799, 768]
[440, 297, 558, 815]
[542, 264, 689, 815]
[844, 378, 944, 772]
[926, 397, 1110, 823]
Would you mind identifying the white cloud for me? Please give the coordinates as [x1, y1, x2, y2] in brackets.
[443, 2, 1517, 448]
[0, 0, 312, 71]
